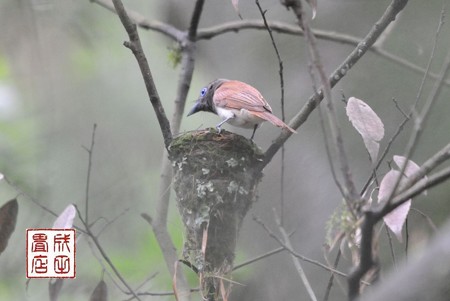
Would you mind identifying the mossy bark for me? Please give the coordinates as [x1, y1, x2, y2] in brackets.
[169, 129, 263, 300]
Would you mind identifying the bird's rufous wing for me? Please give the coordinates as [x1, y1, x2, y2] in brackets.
[213, 80, 272, 113]
[213, 80, 296, 133]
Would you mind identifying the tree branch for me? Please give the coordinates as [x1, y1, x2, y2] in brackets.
[111, 0, 173, 149]
[260, 0, 409, 172]
[93, 1, 450, 88]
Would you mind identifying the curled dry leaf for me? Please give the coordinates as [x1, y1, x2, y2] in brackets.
[89, 279, 108, 301]
[0, 198, 18, 255]
[231, 0, 243, 19]
[52, 204, 76, 229]
[346, 97, 385, 163]
[378, 170, 410, 242]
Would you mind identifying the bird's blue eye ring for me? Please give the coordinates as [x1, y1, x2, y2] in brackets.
[200, 87, 207, 97]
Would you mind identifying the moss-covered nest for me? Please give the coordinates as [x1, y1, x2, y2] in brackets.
[169, 128, 264, 298]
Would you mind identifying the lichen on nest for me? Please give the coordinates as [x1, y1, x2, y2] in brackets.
[169, 128, 264, 298]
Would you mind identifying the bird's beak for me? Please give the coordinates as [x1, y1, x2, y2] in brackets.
[187, 101, 201, 117]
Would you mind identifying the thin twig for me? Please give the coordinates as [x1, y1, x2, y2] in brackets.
[255, 0, 287, 226]
[385, 225, 397, 267]
[232, 247, 285, 271]
[83, 123, 97, 226]
[111, 0, 172, 148]
[272, 210, 318, 301]
[74, 205, 142, 301]
[322, 250, 342, 301]
[410, 207, 437, 231]
[135, 288, 200, 297]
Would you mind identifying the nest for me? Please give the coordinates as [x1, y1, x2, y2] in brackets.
[169, 129, 264, 300]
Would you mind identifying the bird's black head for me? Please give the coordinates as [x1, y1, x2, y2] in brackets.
[187, 79, 227, 116]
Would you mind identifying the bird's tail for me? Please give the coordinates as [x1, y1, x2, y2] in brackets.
[253, 112, 297, 133]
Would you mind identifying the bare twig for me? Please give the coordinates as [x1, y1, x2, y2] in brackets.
[82, 123, 97, 226]
[322, 250, 343, 301]
[385, 225, 397, 267]
[232, 246, 285, 271]
[261, 0, 410, 172]
[255, 0, 287, 225]
[134, 288, 200, 297]
[74, 205, 142, 301]
[265, 210, 319, 301]
[111, 0, 173, 148]
[253, 214, 374, 288]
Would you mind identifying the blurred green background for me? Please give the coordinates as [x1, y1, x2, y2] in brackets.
[0, 0, 449, 300]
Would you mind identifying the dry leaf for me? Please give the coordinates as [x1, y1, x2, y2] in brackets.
[347, 97, 385, 163]
[52, 204, 76, 229]
[378, 170, 411, 241]
[384, 201, 410, 242]
[89, 280, 108, 301]
[0, 198, 18, 255]
[231, 0, 243, 19]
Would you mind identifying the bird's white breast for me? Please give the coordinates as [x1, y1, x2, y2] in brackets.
[216, 107, 265, 129]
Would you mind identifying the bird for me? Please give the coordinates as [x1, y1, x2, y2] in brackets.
[187, 79, 296, 139]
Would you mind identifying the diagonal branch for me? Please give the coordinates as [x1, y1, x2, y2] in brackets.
[111, 0, 173, 149]
[285, 0, 359, 206]
[259, 0, 409, 172]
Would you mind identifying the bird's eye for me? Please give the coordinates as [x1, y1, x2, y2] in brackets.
[200, 87, 207, 97]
